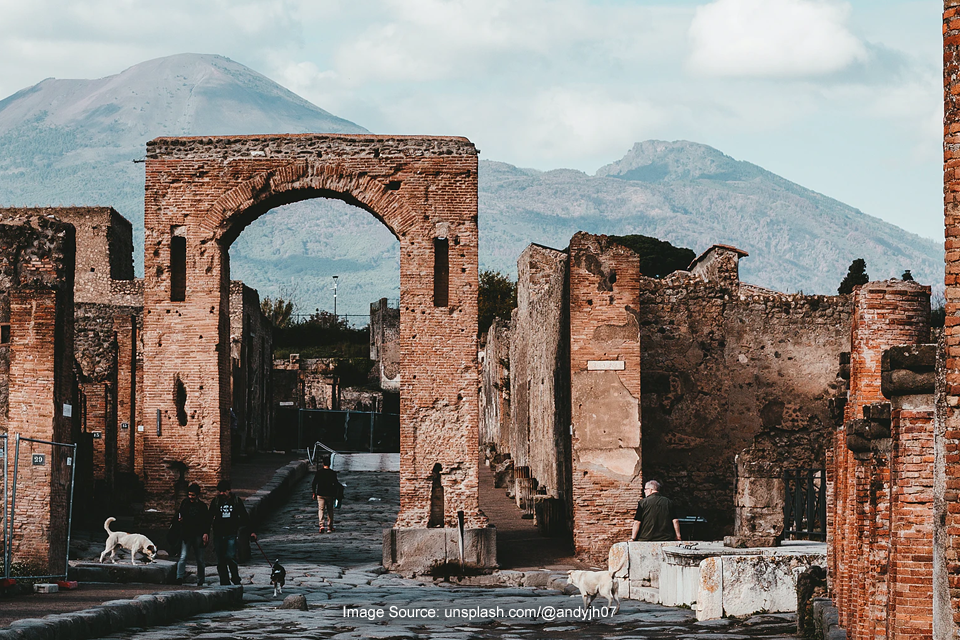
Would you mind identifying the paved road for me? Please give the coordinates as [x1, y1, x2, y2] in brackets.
[102, 471, 799, 639]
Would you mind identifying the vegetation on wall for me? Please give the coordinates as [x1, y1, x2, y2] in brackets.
[609, 234, 696, 278]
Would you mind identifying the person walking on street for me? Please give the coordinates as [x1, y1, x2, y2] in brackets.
[209, 479, 256, 585]
[176, 483, 210, 585]
[630, 480, 681, 542]
[312, 457, 340, 533]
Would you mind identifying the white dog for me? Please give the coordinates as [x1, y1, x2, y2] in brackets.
[566, 555, 627, 614]
[99, 517, 158, 565]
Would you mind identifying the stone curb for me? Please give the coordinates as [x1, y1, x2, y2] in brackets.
[238, 459, 310, 562]
[0, 585, 243, 640]
[812, 596, 847, 640]
[244, 459, 310, 527]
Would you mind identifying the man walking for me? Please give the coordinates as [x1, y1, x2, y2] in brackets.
[209, 480, 256, 586]
[630, 480, 681, 542]
[176, 483, 210, 585]
[311, 457, 340, 533]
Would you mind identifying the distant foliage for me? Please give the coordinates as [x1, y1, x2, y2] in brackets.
[261, 296, 295, 329]
[932, 290, 946, 329]
[273, 309, 367, 359]
[609, 234, 696, 278]
[838, 258, 869, 295]
[478, 270, 518, 338]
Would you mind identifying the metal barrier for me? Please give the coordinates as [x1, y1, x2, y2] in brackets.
[4, 434, 77, 580]
[783, 468, 826, 541]
[294, 409, 400, 452]
[1, 434, 7, 580]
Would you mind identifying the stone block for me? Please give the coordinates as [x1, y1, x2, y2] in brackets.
[32, 583, 58, 593]
[695, 554, 823, 620]
[382, 527, 497, 575]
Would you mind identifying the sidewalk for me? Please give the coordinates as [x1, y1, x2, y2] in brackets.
[0, 452, 304, 630]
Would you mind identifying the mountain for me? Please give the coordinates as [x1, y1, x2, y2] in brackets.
[479, 141, 943, 297]
[0, 54, 944, 320]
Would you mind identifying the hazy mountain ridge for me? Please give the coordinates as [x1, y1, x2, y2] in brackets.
[0, 54, 944, 318]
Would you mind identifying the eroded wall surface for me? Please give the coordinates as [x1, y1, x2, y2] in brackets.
[229, 281, 273, 454]
[0, 214, 76, 573]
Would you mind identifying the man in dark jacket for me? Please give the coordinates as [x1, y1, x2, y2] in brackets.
[176, 483, 210, 585]
[209, 479, 256, 586]
[630, 480, 681, 542]
[311, 458, 340, 533]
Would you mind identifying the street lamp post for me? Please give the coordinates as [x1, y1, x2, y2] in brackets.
[332, 275, 339, 319]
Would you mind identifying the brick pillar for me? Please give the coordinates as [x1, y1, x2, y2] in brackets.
[7, 289, 73, 574]
[568, 233, 643, 563]
[940, 5, 960, 639]
[114, 313, 137, 474]
[828, 281, 929, 639]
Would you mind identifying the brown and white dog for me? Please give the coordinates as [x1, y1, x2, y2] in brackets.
[566, 554, 627, 614]
[99, 517, 158, 565]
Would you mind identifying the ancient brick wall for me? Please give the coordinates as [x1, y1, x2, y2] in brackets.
[639, 248, 850, 539]
[940, 6, 960, 638]
[479, 317, 511, 450]
[143, 134, 482, 530]
[827, 281, 931, 640]
[370, 298, 400, 392]
[229, 281, 273, 454]
[508, 244, 570, 505]
[568, 232, 643, 561]
[0, 214, 76, 574]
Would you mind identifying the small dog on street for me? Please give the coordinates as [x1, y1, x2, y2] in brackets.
[566, 555, 627, 614]
[270, 559, 286, 597]
[98, 517, 158, 565]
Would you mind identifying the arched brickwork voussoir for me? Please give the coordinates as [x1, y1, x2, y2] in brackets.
[141, 135, 490, 571]
[203, 160, 416, 247]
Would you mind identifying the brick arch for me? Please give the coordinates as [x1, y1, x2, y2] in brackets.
[141, 135, 486, 556]
[203, 159, 415, 247]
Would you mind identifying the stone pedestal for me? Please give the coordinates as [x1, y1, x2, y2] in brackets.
[382, 527, 497, 576]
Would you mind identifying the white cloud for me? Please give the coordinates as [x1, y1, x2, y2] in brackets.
[688, 0, 868, 77]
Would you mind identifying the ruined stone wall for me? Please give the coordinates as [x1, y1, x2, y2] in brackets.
[143, 134, 482, 531]
[0, 214, 76, 573]
[0, 207, 136, 305]
[568, 232, 643, 562]
[827, 281, 931, 640]
[638, 250, 850, 539]
[940, 6, 960, 638]
[229, 281, 273, 453]
[479, 317, 511, 450]
[508, 244, 569, 504]
[370, 298, 400, 392]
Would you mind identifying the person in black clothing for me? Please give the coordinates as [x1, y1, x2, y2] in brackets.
[176, 483, 210, 585]
[630, 480, 681, 542]
[311, 458, 340, 533]
[209, 479, 257, 586]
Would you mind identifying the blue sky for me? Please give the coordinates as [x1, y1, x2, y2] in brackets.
[0, 0, 943, 241]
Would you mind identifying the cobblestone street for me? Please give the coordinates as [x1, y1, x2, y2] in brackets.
[102, 471, 799, 639]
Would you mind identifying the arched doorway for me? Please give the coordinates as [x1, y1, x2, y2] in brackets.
[141, 134, 492, 571]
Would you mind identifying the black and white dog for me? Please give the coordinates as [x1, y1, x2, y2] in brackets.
[270, 559, 286, 597]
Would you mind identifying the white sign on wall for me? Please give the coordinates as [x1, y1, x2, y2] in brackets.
[587, 360, 626, 371]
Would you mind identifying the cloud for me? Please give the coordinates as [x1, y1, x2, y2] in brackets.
[688, 0, 868, 77]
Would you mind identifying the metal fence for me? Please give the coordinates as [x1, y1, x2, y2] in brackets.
[3, 434, 77, 581]
[783, 468, 826, 541]
[276, 409, 400, 452]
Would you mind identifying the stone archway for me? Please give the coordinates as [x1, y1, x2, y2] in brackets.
[142, 134, 491, 570]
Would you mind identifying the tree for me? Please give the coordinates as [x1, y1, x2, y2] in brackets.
[478, 270, 517, 338]
[838, 258, 869, 295]
[261, 296, 295, 329]
[609, 234, 696, 278]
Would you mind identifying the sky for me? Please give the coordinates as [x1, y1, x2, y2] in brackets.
[0, 0, 944, 241]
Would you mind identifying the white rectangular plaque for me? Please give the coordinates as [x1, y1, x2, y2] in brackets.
[63, 403, 72, 417]
[587, 360, 625, 371]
